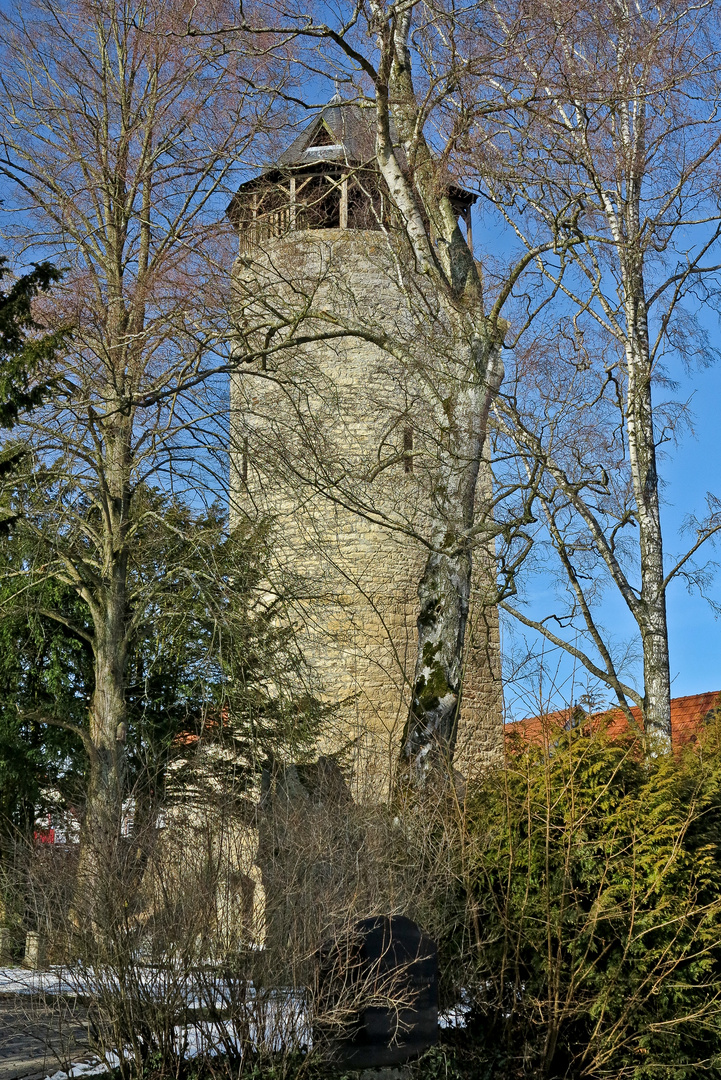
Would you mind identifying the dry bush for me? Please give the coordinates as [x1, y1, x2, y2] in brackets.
[0, 757, 466, 1079]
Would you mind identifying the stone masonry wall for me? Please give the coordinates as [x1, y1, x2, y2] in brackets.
[229, 227, 503, 793]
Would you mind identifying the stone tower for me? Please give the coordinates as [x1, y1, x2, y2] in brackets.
[227, 98, 503, 792]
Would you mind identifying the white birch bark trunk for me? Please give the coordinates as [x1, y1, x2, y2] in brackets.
[401, 338, 503, 779]
[617, 85, 671, 742]
[365, 6, 504, 778]
[623, 269, 671, 742]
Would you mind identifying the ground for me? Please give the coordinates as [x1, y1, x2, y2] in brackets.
[0, 996, 89, 1080]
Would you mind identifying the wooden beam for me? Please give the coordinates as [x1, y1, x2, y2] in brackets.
[340, 176, 348, 229]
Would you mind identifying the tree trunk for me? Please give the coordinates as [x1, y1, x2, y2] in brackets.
[623, 257, 671, 743]
[73, 403, 131, 920]
[72, 614, 129, 928]
[401, 339, 503, 779]
[625, 335, 671, 741]
[86, 621, 128, 839]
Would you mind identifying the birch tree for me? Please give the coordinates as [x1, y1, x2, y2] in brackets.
[361, 2, 502, 779]
[475, 0, 721, 740]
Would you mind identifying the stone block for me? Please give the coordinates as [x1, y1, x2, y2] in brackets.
[23, 930, 45, 970]
[230, 229, 504, 780]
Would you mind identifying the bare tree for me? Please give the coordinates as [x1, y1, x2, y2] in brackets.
[0, 0, 291, 887]
[472, 0, 721, 739]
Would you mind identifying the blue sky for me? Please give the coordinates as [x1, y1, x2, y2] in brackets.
[663, 358, 721, 696]
[475, 196, 721, 717]
[498, 302, 721, 718]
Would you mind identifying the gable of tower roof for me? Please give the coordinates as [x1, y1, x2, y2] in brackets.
[306, 121, 336, 147]
[275, 101, 378, 168]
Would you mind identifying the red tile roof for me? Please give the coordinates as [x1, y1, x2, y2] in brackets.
[507, 691, 721, 750]
[171, 714, 224, 749]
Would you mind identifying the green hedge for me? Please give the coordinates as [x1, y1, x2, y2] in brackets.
[457, 717, 721, 1078]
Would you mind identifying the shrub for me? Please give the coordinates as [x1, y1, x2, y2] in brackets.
[459, 718, 721, 1078]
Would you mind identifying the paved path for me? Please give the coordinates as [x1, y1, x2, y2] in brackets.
[0, 997, 90, 1080]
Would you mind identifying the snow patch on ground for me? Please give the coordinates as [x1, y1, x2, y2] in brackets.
[0, 967, 79, 996]
[46, 1054, 119, 1080]
[0, 965, 467, 1080]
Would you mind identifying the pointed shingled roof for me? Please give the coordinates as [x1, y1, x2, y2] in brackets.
[275, 100, 377, 169]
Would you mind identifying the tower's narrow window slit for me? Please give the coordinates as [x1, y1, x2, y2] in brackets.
[403, 426, 414, 473]
[241, 436, 249, 484]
